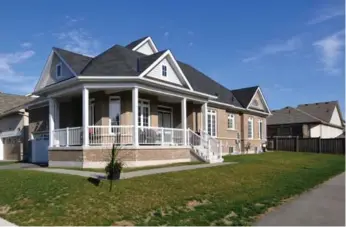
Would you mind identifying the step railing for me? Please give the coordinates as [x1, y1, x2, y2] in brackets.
[187, 129, 210, 162]
[201, 130, 222, 160]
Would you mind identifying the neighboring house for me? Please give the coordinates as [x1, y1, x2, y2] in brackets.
[0, 93, 34, 161]
[267, 101, 344, 139]
[27, 36, 271, 168]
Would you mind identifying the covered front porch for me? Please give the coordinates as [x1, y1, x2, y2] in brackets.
[48, 84, 209, 149]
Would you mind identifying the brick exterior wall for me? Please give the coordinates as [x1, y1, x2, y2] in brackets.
[49, 147, 191, 163]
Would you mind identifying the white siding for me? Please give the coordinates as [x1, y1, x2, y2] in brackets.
[310, 125, 321, 138]
[321, 125, 343, 138]
[146, 58, 183, 86]
[35, 53, 75, 91]
[329, 107, 342, 126]
[136, 42, 155, 55]
[309, 124, 343, 138]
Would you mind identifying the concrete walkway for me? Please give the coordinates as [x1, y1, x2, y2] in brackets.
[0, 217, 16, 226]
[255, 172, 345, 226]
[0, 163, 39, 170]
[29, 162, 234, 179]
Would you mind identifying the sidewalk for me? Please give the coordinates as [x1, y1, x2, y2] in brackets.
[30, 162, 234, 179]
[0, 217, 16, 226]
[255, 172, 345, 226]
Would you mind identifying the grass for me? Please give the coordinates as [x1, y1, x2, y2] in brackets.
[0, 152, 344, 226]
[49, 161, 202, 173]
[0, 161, 15, 166]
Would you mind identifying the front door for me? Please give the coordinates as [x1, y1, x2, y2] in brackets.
[158, 106, 173, 144]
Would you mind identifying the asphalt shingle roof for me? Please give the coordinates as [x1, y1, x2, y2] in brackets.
[267, 107, 321, 125]
[231, 86, 259, 108]
[125, 36, 149, 49]
[0, 93, 35, 115]
[297, 101, 340, 123]
[50, 38, 265, 109]
[53, 47, 92, 74]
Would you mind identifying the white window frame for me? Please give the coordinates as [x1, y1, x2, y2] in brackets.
[207, 109, 217, 137]
[109, 96, 121, 134]
[157, 105, 173, 128]
[258, 120, 263, 139]
[248, 117, 253, 139]
[162, 65, 167, 77]
[227, 114, 235, 130]
[138, 99, 150, 127]
[56, 63, 62, 78]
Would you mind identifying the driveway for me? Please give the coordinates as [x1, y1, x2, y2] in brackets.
[255, 172, 345, 226]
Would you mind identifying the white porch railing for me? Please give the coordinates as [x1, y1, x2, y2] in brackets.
[139, 126, 185, 145]
[52, 127, 83, 147]
[89, 125, 134, 146]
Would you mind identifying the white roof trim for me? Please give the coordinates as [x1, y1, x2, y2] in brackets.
[34, 50, 54, 91]
[209, 100, 271, 116]
[137, 50, 194, 91]
[132, 37, 158, 53]
[246, 87, 271, 114]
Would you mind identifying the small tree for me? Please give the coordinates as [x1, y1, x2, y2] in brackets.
[105, 144, 123, 191]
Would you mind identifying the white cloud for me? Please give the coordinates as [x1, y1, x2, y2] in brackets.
[307, 7, 344, 25]
[55, 29, 100, 56]
[0, 50, 35, 74]
[242, 37, 302, 63]
[21, 42, 32, 48]
[0, 50, 36, 94]
[188, 42, 194, 47]
[164, 31, 169, 37]
[313, 30, 345, 74]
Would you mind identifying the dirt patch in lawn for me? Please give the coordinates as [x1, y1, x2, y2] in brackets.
[112, 220, 134, 226]
[0, 205, 10, 214]
[186, 199, 209, 210]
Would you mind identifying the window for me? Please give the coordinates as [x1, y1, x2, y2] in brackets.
[56, 63, 62, 78]
[258, 120, 263, 139]
[162, 65, 167, 77]
[109, 97, 121, 133]
[158, 106, 172, 128]
[138, 99, 150, 127]
[89, 99, 95, 126]
[248, 118, 253, 139]
[227, 114, 235, 129]
[207, 109, 217, 137]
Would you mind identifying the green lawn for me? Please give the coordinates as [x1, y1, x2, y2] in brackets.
[49, 161, 202, 173]
[0, 161, 15, 166]
[0, 152, 344, 226]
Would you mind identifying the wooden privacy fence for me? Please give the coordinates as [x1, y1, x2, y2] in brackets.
[267, 136, 345, 155]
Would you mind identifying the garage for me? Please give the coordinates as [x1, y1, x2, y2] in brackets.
[31, 132, 49, 164]
[0, 135, 22, 161]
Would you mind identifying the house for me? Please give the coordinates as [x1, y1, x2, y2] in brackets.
[0, 93, 34, 161]
[27, 36, 271, 168]
[267, 101, 344, 138]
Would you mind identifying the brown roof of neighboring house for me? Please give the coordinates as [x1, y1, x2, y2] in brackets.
[267, 107, 322, 125]
[0, 93, 35, 115]
[297, 101, 342, 123]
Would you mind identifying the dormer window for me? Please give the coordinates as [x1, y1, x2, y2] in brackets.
[162, 65, 167, 77]
[56, 63, 62, 78]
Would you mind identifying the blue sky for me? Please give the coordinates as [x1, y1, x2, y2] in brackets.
[0, 0, 344, 112]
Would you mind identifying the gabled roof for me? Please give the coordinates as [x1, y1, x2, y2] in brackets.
[231, 86, 259, 107]
[267, 106, 322, 125]
[53, 47, 92, 74]
[125, 36, 149, 49]
[297, 101, 342, 123]
[44, 38, 270, 111]
[0, 93, 35, 115]
[137, 50, 166, 72]
[80, 45, 143, 76]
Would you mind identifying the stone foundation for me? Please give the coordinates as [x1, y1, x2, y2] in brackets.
[49, 146, 192, 168]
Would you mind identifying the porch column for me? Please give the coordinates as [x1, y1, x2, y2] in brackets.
[202, 102, 208, 134]
[82, 88, 89, 146]
[181, 98, 187, 146]
[49, 98, 56, 147]
[132, 87, 139, 146]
